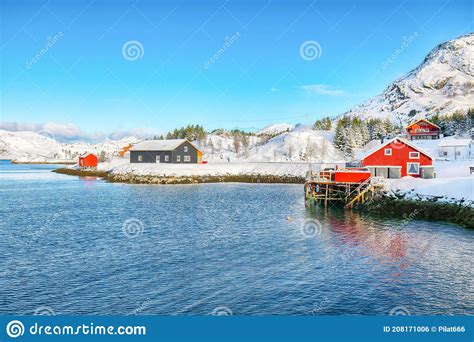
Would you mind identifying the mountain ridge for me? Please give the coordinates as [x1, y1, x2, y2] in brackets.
[342, 32, 474, 125]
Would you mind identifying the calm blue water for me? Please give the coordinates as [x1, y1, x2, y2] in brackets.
[0, 160, 473, 315]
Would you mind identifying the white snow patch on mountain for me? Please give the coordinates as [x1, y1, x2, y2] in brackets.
[343, 33, 474, 125]
[0, 129, 138, 162]
[256, 123, 294, 136]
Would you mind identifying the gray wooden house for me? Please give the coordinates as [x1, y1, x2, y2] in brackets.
[129, 139, 203, 164]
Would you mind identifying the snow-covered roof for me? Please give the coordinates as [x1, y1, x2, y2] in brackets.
[406, 118, 440, 129]
[361, 137, 434, 160]
[438, 138, 472, 147]
[80, 152, 96, 157]
[130, 139, 199, 151]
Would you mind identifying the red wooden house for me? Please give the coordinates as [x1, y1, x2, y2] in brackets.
[406, 119, 440, 140]
[79, 153, 98, 167]
[361, 137, 434, 179]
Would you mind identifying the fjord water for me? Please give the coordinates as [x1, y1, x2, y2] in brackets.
[1, 161, 473, 315]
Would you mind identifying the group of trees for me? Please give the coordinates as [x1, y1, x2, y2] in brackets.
[430, 109, 473, 137]
[160, 124, 207, 143]
[229, 129, 253, 157]
[333, 116, 395, 158]
[313, 117, 332, 130]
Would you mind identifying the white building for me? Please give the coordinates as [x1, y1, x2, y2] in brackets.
[437, 138, 472, 160]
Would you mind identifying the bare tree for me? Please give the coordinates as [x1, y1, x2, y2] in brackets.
[241, 135, 250, 158]
[232, 132, 241, 155]
[287, 143, 295, 159]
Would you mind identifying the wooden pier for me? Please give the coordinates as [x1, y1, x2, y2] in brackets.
[304, 169, 384, 209]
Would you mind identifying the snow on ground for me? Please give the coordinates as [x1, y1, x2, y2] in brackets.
[98, 159, 344, 178]
[247, 125, 342, 162]
[385, 160, 473, 203]
[256, 123, 294, 136]
[193, 125, 341, 163]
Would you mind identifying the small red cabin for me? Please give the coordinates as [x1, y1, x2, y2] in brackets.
[79, 153, 98, 167]
[361, 137, 434, 179]
[406, 119, 440, 140]
[334, 167, 371, 183]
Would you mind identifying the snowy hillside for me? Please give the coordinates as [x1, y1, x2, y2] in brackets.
[248, 125, 342, 162]
[0, 130, 138, 162]
[256, 123, 294, 136]
[193, 125, 343, 163]
[343, 33, 474, 125]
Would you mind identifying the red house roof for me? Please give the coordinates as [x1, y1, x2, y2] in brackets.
[361, 137, 434, 161]
[406, 118, 440, 130]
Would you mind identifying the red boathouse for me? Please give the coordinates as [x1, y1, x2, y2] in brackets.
[79, 153, 98, 167]
[406, 119, 440, 140]
[361, 137, 434, 179]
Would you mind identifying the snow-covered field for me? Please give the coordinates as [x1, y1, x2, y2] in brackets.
[98, 159, 344, 178]
[385, 160, 473, 204]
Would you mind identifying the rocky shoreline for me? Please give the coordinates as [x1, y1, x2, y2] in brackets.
[53, 167, 305, 184]
[361, 193, 474, 229]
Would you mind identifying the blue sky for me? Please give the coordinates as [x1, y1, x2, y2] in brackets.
[0, 0, 472, 140]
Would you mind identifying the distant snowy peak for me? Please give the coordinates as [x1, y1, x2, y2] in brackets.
[256, 123, 294, 136]
[344, 33, 474, 125]
[0, 130, 138, 161]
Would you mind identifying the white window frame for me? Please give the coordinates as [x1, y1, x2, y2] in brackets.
[384, 148, 392, 156]
[409, 152, 420, 159]
[156, 155, 160, 163]
[176, 155, 181, 162]
[407, 162, 420, 175]
[184, 146, 188, 152]
[165, 155, 169, 162]
[184, 155, 191, 162]
[138, 155, 143, 162]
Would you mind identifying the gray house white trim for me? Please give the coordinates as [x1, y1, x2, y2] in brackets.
[130, 139, 202, 164]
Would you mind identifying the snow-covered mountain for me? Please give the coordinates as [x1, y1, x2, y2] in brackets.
[343, 33, 474, 125]
[0, 129, 138, 161]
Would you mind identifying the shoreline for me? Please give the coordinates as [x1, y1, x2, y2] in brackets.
[54, 167, 473, 228]
[12, 160, 76, 165]
[52, 167, 305, 184]
[360, 195, 474, 229]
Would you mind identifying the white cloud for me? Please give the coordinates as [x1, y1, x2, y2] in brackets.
[300, 84, 346, 96]
[0, 121, 156, 143]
